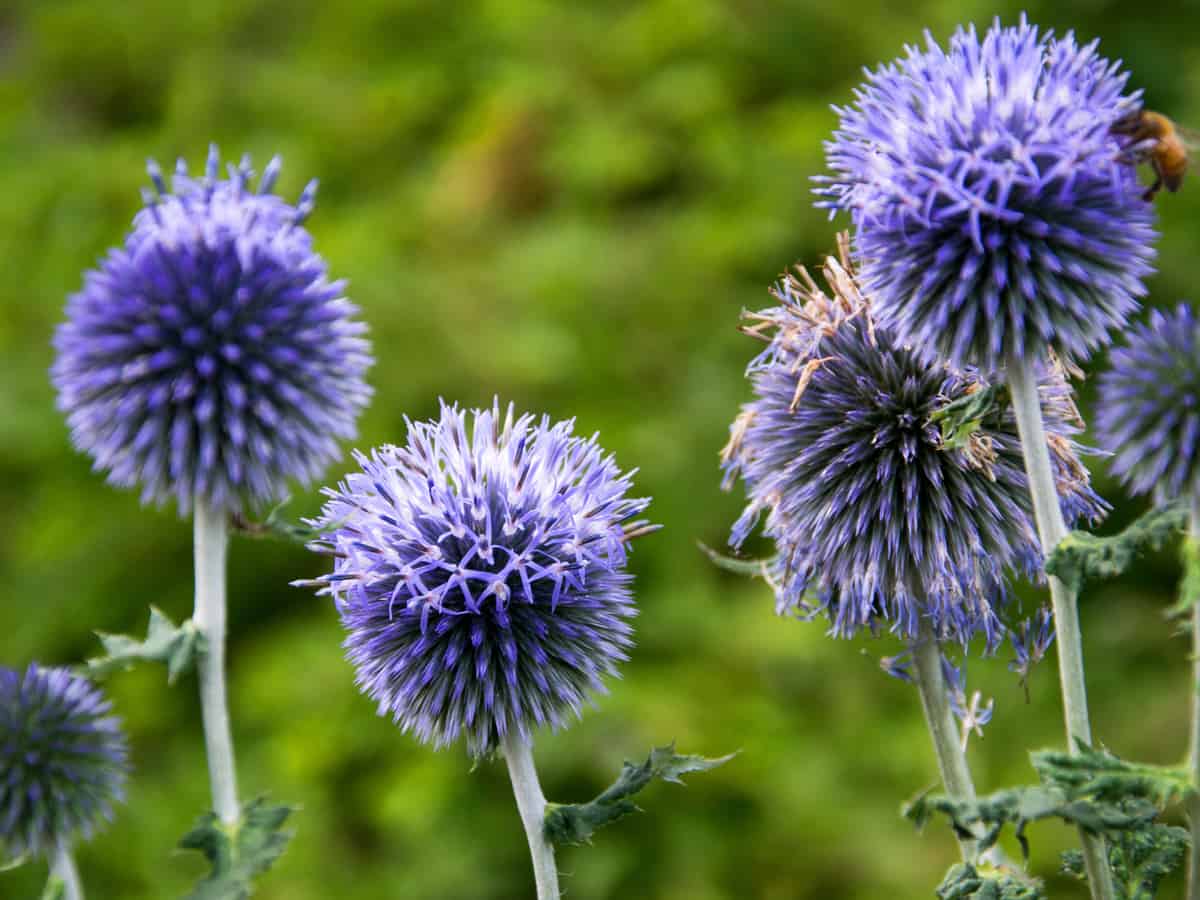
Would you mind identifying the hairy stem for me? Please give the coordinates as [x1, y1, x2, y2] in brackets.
[910, 624, 977, 861]
[502, 733, 560, 900]
[51, 842, 83, 900]
[1008, 355, 1114, 900]
[1188, 493, 1200, 900]
[193, 500, 240, 825]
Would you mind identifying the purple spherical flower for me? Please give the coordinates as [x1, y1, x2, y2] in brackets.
[53, 146, 373, 516]
[817, 17, 1156, 372]
[305, 401, 654, 756]
[0, 665, 129, 858]
[722, 244, 1106, 648]
[1096, 304, 1200, 499]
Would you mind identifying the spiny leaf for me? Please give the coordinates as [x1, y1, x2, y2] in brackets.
[84, 606, 204, 684]
[696, 541, 775, 578]
[179, 798, 294, 900]
[543, 744, 736, 847]
[1061, 821, 1189, 900]
[1031, 744, 1192, 809]
[1046, 500, 1189, 594]
[929, 383, 1009, 450]
[1169, 536, 1200, 618]
[39, 875, 65, 900]
[231, 498, 342, 546]
[935, 862, 1045, 900]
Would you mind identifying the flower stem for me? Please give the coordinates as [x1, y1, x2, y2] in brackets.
[1007, 355, 1114, 900]
[910, 624, 977, 861]
[51, 842, 83, 900]
[501, 732, 560, 900]
[1187, 493, 1200, 900]
[193, 499, 240, 826]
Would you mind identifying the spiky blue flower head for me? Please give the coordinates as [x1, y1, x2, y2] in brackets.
[817, 16, 1156, 372]
[0, 665, 129, 859]
[305, 401, 654, 756]
[721, 245, 1106, 649]
[1096, 304, 1200, 499]
[52, 146, 373, 516]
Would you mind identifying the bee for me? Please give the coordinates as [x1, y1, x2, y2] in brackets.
[1110, 109, 1196, 200]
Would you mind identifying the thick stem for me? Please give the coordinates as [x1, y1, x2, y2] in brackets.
[51, 842, 83, 900]
[1187, 494, 1200, 900]
[501, 732, 560, 900]
[1007, 355, 1114, 900]
[910, 624, 977, 861]
[193, 500, 240, 826]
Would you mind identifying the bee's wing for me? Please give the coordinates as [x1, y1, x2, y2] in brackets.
[1175, 123, 1200, 150]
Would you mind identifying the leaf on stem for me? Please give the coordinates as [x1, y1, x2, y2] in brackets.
[1169, 536, 1200, 618]
[179, 798, 295, 900]
[543, 744, 736, 847]
[928, 383, 1009, 450]
[1045, 500, 1189, 594]
[1062, 821, 1189, 900]
[84, 606, 204, 684]
[39, 876, 65, 900]
[934, 862, 1045, 900]
[231, 498, 334, 546]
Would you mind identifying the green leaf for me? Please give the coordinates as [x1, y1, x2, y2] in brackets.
[928, 384, 1008, 451]
[1170, 535, 1200, 617]
[696, 541, 775, 578]
[1062, 822, 1189, 900]
[1046, 500, 1189, 594]
[179, 798, 295, 900]
[84, 606, 204, 684]
[935, 862, 1045, 900]
[1031, 744, 1192, 809]
[231, 498, 334, 546]
[40, 875, 65, 900]
[543, 744, 736, 847]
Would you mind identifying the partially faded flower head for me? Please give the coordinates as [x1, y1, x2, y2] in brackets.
[0, 665, 129, 859]
[53, 146, 373, 516]
[722, 239, 1106, 648]
[818, 17, 1156, 371]
[1097, 304, 1200, 499]
[304, 401, 654, 756]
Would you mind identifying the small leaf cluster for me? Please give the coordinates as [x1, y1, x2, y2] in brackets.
[935, 862, 1044, 900]
[179, 799, 294, 900]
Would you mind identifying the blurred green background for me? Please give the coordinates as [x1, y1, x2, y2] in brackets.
[2, 0, 1198, 897]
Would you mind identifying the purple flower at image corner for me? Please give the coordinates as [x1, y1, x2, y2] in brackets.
[1096, 303, 1200, 500]
[301, 400, 656, 756]
[52, 146, 374, 516]
[721, 241, 1107, 651]
[0, 665, 129, 859]
[817, 16, 1157, 372]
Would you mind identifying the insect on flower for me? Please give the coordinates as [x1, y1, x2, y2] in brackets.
[1111, 108, 1197, 200]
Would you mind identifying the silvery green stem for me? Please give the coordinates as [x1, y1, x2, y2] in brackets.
[501, 732, 560, 900]
[1007, 354, 1114, 900]
[910, 623, 977, 861]
[1187, 493, 1200, 900]
[193, 500, 240, 826]
[51, 842, 82, 900]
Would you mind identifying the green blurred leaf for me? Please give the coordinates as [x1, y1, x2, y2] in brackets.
[934, 862, 1044, 900]
[40, 875, 65, 900]
[84, 606, 204, 685]
[1170, 536, 1200, 618]
[179, 798, 295, 900]
[1046, 501, 1189, 595]
[231, 498, 331, 546]
[543, 744, 735, 847]
[696, 541, 775, 578]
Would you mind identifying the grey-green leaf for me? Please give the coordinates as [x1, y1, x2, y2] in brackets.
[1062, 823, 1189, 900]
[928, 383, 1009, 451]
[1046, 500, 1189, 595]
[179, 798, 294, 900]
[543, 744, 735, 847]
[696, 541, 775, 578]
[935, 862, 1045, 900]
[40, 875, 65, 900]
[84, 606, 204, 684]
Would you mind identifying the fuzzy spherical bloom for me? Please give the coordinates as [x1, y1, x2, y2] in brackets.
[1096, 304, 1200, 499]
[817, 17, 1156, 372]
[0, 665, 128, 858]
[722, 248, 1106, 648]
[53, 146, 373, 516]
[305, 401, 653, 756]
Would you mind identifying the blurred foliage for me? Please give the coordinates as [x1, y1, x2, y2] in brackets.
[1, 0, 1199, 897]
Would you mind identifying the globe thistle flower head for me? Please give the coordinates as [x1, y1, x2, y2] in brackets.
[1096, 303, 1200, 499]
[817, 16, 1157, 372]
[52, 146, 373, 516]
[0, 665, 129, 859]
[722, 238, 1106, 649]
[305, 400, 654, 756]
